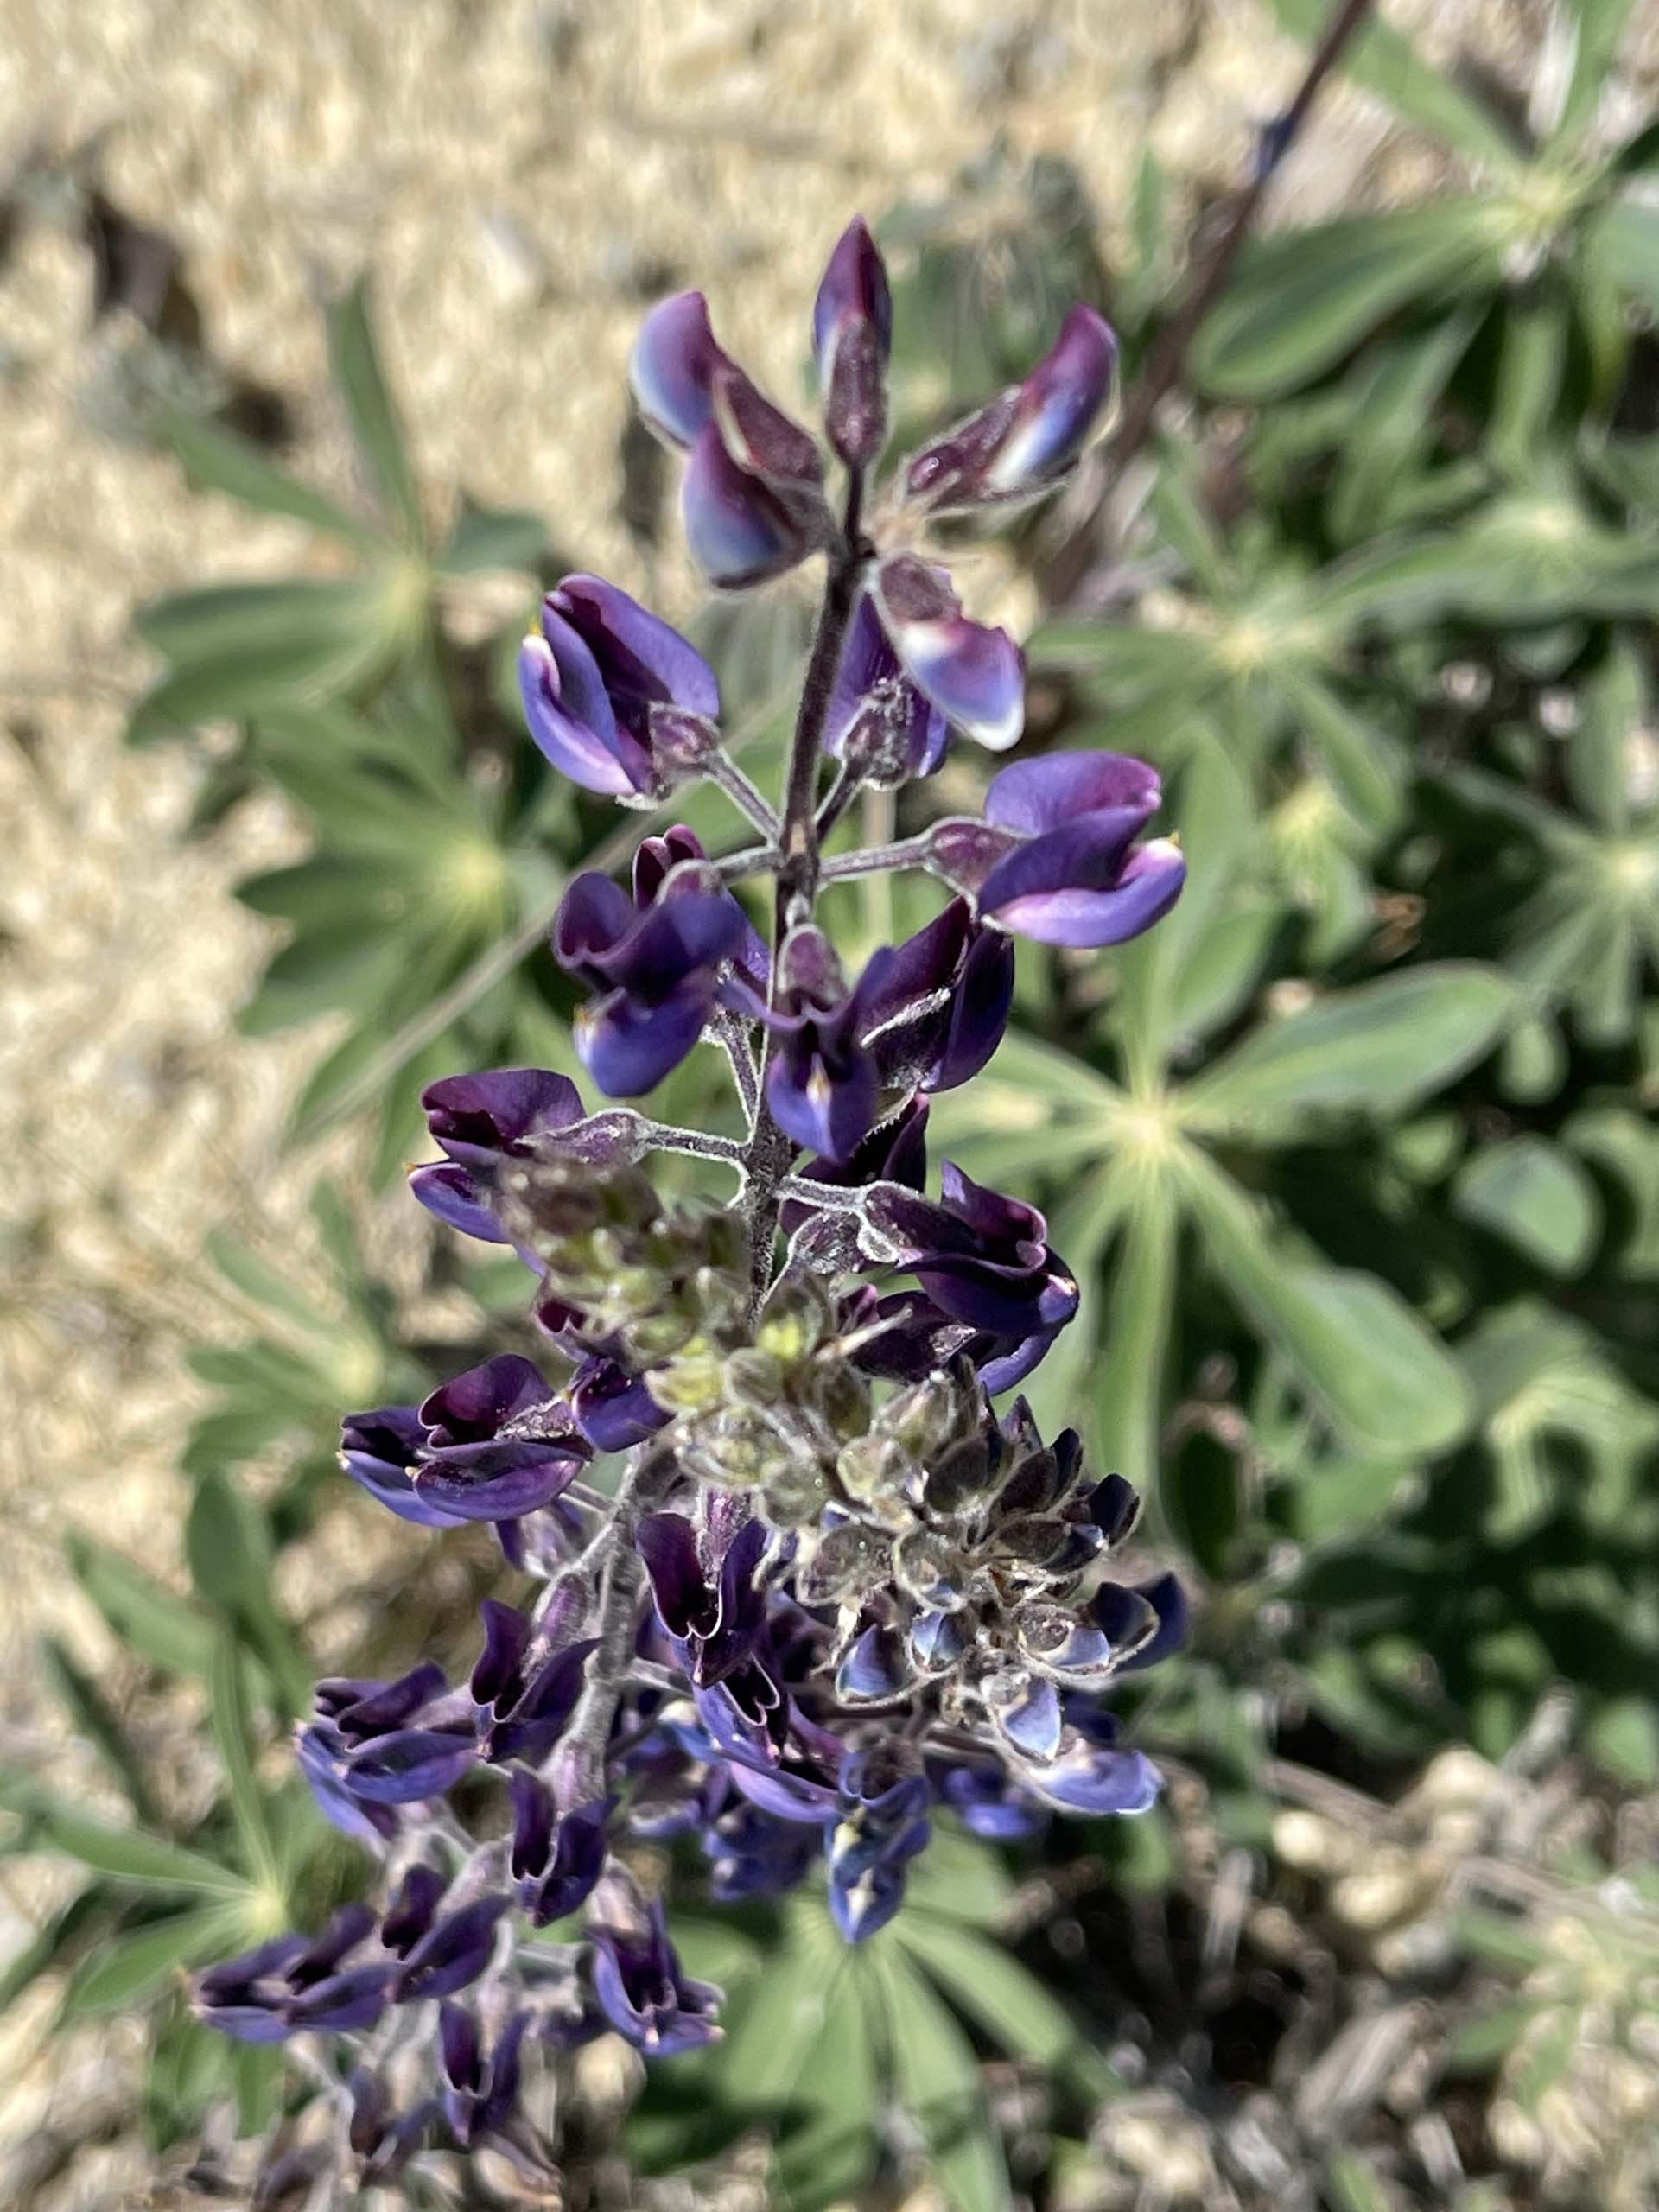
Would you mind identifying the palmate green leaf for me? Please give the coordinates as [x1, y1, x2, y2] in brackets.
[127, 622, 395, 745]
[894, 1912, 1116, 2100]
[159, 407, 378, 546]
[209, 1635, 280, 1891]
[0, 1888, 112, 2018]
[327, 275, 425, 543]
[1325, 310, 1484, 544]
[900, 1824, 1017, 1931]
[1267, 663, 1406, 833]
[1588, 196, 1659, 316]
[1182, 965, 1513, 1133]
[1191, 204, 1502, 399]
[134, 577, 383, 664]
[0, 1783, 247, 1897]
[204, 1229, 335, 1338]
[1260, 0, 1523, 170]
[1552, 0, 1642, 143]
[60, 1907, 234, 2018]
[67, 1537, 215, 1679]
[1453, 1136, 1602, 1276]
[874, 1945, 1010, 2212]
[44, 1638, 162, 1831]
[1179, 1150, 1471, 1453]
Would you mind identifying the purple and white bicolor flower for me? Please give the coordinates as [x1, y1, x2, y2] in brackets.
[631, 291, 827, 589]
[518, 576, 721, 800]
[930, 752, 1186, 949]
[871, 554, 1026, 753]
[824, 1746, 931, 1943]
[901, 303, 1118, 517]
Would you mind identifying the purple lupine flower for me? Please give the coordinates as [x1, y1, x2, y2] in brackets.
[569, 1354, 672, 1452]
[928, 1753, 1049, 1841]
[824, 589, 948, 785]
[519, 576, 721, 799]
[760, 925, 883, 1162]
[409, 1067, 585, 1243]
[631, 292, 824, 589]
[636, 1510, 768, 1688]
[380, 1864, 449, 1958]
[507, 1770, 610, 1926]
[412, 1356, 589, 1522]
[1015, 1719, 1162, 1818]
[813, 214, 892, 467]
[702, 1789, 823, 1902]
[393, 1895, 510, 2005]
[901, 303, 1118, 516]
[1092, 1570, 1190, 1674]
[439, 2005, 531, 2149]
[585, 1877, 722, 2056]
[824, 1746, 931, 1942]
[304, 1664, 477, 1811]
[554, 831, 753, 1096]
[469, 1599, 598, 1765]
[856, 898, 1014, 1095]
[340, 1405, 468, 1529]
[871, 554, 1025, 753]
[931, 752, 1185, 949]
[862, 1164, 1079, 1383]
[193, 1906, 390, 2044]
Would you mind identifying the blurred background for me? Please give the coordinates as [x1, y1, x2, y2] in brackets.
[3, 1, 1659, 2207]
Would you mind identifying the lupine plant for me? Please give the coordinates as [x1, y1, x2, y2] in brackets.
[188, 219, 1189, 2183]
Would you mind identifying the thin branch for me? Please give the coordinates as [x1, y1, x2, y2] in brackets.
[1041, 0, 1376, 607]
[702, 747, 783, 838]
[819, 835, 930, 881]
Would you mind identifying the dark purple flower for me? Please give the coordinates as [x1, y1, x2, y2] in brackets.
[411, 1355, 588, 1522]
[702, 1790, 822, 1901]
[931, 752, 1185, 950]
[303, 1664, 476, 1812]
[519, 575, 720, 800]
[824, 1746, 931, 1943]
[871, 554, 1025, 753]
[813, 214, 892, 467]
[440, 2005, 530, 2148]
[380, 1864, 449, 1957]
[194, 1906, 391, 2045]
[637, 1510, 769, 1689]
[410, 1067, 586, 1243]
[394, 1894, 510, 2005]
[929, 1753, 1049, 1841]
[586, 1885, 722, 2056]
[824, 590, 948, 785]
[569, 1354, 672, 1452]
[340, 1405, 468, 1529]
[469, 1599, 598, 1765]
[761, 925, 882, 1162]
[902, 303, 1118, 516]
[554, 835, 753, 1096]
[631, 292, 824, 590]
[1093, 1571, 1189, 1675]
[864, 1162, 1079, 1364]
[1017, 1731, 1161, 1818]
[856, 897, 1013, 1095]
[507, 1770, 611, 1926]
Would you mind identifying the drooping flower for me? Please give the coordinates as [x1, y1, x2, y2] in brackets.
[439, 2004, 531, 2150]
[584, 1872, 723, 2056]
[824, 1745, 931, 1943]
[901, 303, 1118, 517]
[409, 1067, 587, 1246]
[635, 1509, 769, 1689]
[507, 1770, 611, 1927]
[931, 752, 1186, 949]
[856, 898, 1014, 1096]
[519, 576, 721, 799]
[393, 1895, 510, 2005]
[412, 1355, 589, 1523]
[870, 554, 1026, 753]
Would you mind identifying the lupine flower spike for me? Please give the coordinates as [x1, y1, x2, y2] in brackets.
[194, 213, 1186, 2186]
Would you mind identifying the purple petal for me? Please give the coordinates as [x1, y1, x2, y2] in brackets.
[576, 979, 715, 1097]
[395, 1897, 509, 2005]
[682, 424, 810, 590]
[471, 1599, 533, 1708]
[520, 627, 652, 798]
[873, 556, 1024, 752]
[983, 836, 1185, 949]
[636, 1513, 710, 1644]
[813, 214, 892, 368]
[983, 751, 1162, 836]
[630, 291, 725, 448]
[422, 1067, 584, 1170]
[344, 1728, 477, 1804]
[985, 303, 1118, 499]
[408, 1160, 505, 1245]
[990, 1674, 1065, 1760]
[765, 1038, 879, 1162]
[1022, 1740, 1161, 1817]
[571, 1357, 672, 1452]
[420, 1354, 556, 1444]
[552, 573, 721, 726]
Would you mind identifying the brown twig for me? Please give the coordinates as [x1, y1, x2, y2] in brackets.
[1042, 0, 1376, 608]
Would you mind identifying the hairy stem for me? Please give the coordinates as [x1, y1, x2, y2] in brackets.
[738, 470, 871, 1319]
[819, 834, 931, 881]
